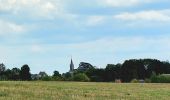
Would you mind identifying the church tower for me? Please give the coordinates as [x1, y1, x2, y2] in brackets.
[70, 58, 74, 72]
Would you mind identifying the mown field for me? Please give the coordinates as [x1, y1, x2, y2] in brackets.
[0, 81, 169, 100]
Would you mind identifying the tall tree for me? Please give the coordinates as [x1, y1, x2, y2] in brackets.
[105, 64, 122, 82]
[11, 68, 21, 80]
[121, 59, 145, 82]
[4, 69, 12, 80]
[0, 63, 6, 75]
[20, 64, 31, 81]
[53, 70, 61, 77]
[86, 68, 106, 82]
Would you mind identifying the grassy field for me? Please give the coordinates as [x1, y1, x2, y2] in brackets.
[0, 81, 169, 100]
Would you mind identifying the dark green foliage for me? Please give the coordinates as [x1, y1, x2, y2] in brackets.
[62, 72, 72, 81]
[105, 64, 121, 82]
[145, 78, 151, 83]
[0, 58, 170, 82]
[86, 68, 105, 82]
[53, 71, 61, 77]
[73, 73, 90, 82]
[121, 59, 146, 82]
[11, 68, 21, 80]
[151, 73, 170, 83]
[52, 70, 62, 81]
[52, 76, 63, 81]
[20, 64, 31, 81]
[120, 59, 170, 82]
[77, 62, 94, 71]
[0, 63, 6, 74]
[41, 76, 52, 81]
[143, 59, 166, 77]
[73, 59, 170, 82]
[131, 79, 139, 83]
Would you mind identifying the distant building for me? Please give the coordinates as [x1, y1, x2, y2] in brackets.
[69, 58, 74, 72]
[69, 58, 95, 73]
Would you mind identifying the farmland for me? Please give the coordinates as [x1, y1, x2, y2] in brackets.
[0, 81, 169, 100]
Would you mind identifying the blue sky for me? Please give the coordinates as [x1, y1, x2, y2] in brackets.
[0, 0, 170, 74]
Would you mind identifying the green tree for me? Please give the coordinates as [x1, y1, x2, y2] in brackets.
[105, 64, 121, 82]
[20, 64, 31, 81]
[53, 71, 61, 77]
[62, 72, 72, 81]
[4, 69, 12, 80]
[52, 70, 62, 81]
[121, 59, 145, 82]
[11, 68, 20, 80]
[0, 63, 6, 75]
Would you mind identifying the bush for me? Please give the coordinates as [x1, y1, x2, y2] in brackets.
[150, 74, 170, 83]
[41, 76, 52, 81]
[62, 72, 72, 81]
[131, 79, 139, 83]
[0, 75, 8, 81]
[52, 76, 63, 81]
[159, 75, 170, 83]
[145, 78, 151, 83]
[73, 73, 90, 82]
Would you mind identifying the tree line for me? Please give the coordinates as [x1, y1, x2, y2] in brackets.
[0, 64, 31, 81]
[0, 59, 170, 82]
[63, 59, 170, 82]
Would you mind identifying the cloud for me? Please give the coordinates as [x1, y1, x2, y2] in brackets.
[26, 35, 170, 55]
[99, 0, 155, 7]
[86, 16, 105, 26]
[0, 0, 64, 19]
[70, 9, 170, 28]
[29, 35, 170, 66]
[0, 20, 25, 36]
[114, 10, 170, 22]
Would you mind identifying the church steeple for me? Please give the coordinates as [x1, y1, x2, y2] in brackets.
[70, 58, 74, 72]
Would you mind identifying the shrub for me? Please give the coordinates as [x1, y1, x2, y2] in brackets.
[150, 72, 158, 83]
[150, 74, 170, 83]
[52, 76, 62, 81]
[145, 78, 151, 83]
[62, 72, 72, 81]
[41, 76, 52, 81]
[131, 79, 139, 83]
[73, 73, 90, 82]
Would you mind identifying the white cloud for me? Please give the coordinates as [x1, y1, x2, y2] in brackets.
[0, 0, 64, 19]
[114, 10, 170, 22]
[27, 35, 170, 67]
[86, 16, 105, 26]
[0, 20, 25, 36]
[99, 0, 155, 7]
[29, 35, 170, 55]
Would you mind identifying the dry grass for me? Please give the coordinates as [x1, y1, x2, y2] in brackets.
[0, 81, 169, 100]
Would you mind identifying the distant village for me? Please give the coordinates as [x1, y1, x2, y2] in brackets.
[31, 58, 95, 80]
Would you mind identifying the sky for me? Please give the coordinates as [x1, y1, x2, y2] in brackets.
[0, 0, 170, 75]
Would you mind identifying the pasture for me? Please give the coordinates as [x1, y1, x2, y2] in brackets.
[0, 81, 169, 100]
